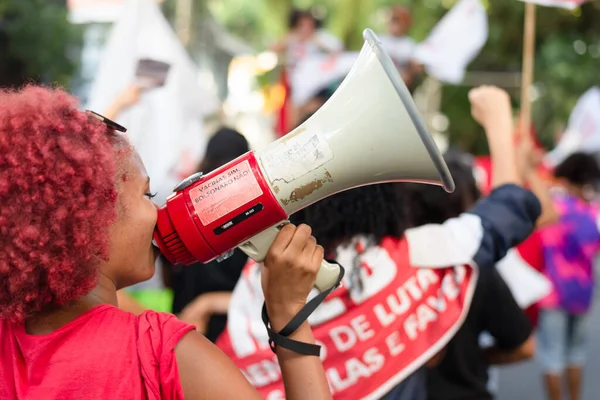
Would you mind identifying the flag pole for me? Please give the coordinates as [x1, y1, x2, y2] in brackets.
[520, 2, 537, 133]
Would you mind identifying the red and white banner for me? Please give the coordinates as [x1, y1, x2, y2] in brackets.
[217, 236, 477, 400]
[518, 0, 588, 9]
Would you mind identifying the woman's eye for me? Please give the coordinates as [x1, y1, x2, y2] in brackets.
[145, 192, 157, 199]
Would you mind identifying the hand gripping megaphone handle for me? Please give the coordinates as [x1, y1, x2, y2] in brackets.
[238, 221, 342, 292]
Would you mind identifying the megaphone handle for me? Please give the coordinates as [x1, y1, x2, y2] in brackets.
[238, 221, 342, 292]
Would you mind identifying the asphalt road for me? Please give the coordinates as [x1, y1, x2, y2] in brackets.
[496, 301, 600, 400]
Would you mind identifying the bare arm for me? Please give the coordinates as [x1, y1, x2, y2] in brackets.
[269, 312, 330, 400]
[525, 169, 559, 227]
[104, 85, 142, 120]
[516, 136, 559, 227]
[484, 335, 535, 365]
[469, 86, 522, 188]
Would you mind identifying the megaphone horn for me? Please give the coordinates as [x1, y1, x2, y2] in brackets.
[154, 29, 455, 292]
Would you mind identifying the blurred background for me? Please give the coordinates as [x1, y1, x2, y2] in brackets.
[2, 0, 600, 398]
[2, 0, 598, 153]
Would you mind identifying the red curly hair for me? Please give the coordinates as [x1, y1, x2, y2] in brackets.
[0, 86, 125, 323]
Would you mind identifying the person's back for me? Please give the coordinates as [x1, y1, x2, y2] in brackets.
[426, 267, 533, 400]
[416, 159, 535, 400]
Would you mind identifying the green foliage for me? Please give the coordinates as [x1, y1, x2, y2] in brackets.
[0, 0, 82, 88]
[442, 1, 600, 154]
[211, 0, 600, 153]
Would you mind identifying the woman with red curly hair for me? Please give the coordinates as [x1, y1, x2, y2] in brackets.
[0, 86, 332, 400]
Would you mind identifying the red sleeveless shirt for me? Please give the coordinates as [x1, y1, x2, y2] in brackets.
[0, 305, 194, 400]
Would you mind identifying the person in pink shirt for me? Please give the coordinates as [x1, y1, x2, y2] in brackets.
[536, 152, 600, 400]
[0, 86, 332, 400]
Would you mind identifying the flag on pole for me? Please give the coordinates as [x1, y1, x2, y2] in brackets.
[412, 0, 488, 84]
[545, 87, 600, 167]
[67, 0, 127, 23]
[289, 52, 358, 106]
[517, 0, 588, 9]
[87, 0, 219, 205]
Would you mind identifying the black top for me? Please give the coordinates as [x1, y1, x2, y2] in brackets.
[426, 266, 532, 400]
[170, 249, 248, 342]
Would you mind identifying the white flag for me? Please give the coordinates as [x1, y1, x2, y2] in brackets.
[290, 52, 358, 106]
[413, 0, 488, 84]
[545, 87, 600, 167]
[87, 0, 219, 204]
[518, 0, 588, 9]
[68, 0, 127, 23]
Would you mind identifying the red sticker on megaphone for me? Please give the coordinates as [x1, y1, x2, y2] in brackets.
[189, 160, 263, 226]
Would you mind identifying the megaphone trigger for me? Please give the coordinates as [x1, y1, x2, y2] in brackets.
[237, 221, 342, 292]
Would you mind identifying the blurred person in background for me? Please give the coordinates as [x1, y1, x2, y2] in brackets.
[0, 86, 333, 399]
[378, 5, 423, 89]
[215, 86, 542, 399]
[272, 8, 343, 135]
[272, 8, 343, 72]
[423, 151, 544, 400]
[536, 152, 600, 400]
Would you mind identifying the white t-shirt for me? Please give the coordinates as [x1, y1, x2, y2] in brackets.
[378, 34, 417, 68]
[285, 29, 343, 69]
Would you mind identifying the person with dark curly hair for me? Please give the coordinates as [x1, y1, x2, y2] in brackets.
[0, 85, 333, 400]
[214, 87, 543, 400]
[536, 152, 600, 400]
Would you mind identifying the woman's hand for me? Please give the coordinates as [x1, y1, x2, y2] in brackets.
[261, 223, 324, 331]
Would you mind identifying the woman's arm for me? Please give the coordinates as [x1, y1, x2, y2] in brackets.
[175, 224, 332, 400]
[468, 86, 521, 188]
[104, 85, 143, 120]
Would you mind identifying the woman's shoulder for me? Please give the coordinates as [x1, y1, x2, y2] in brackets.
[136, 311, 195, 358]
[137, 310, 195, 349]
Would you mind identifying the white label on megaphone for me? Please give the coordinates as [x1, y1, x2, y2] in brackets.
[261, 131, 334, 183]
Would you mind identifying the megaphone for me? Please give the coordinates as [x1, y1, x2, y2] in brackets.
[153, 29, 455, 292]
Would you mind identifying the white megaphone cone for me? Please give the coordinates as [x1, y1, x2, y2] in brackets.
[238, 29, 454, 290]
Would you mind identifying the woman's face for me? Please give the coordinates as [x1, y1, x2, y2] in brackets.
[296, 15, 317, 39]
[388, 9, 409, 37]
[104, 150, 159, 289]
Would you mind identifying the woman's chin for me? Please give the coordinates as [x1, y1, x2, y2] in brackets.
[140, 263, 156, 283]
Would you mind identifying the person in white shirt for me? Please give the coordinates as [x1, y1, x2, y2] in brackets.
[273, 9, 343, 71]
[378, 5, 423, 87]
[272, 8, 343, 133]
